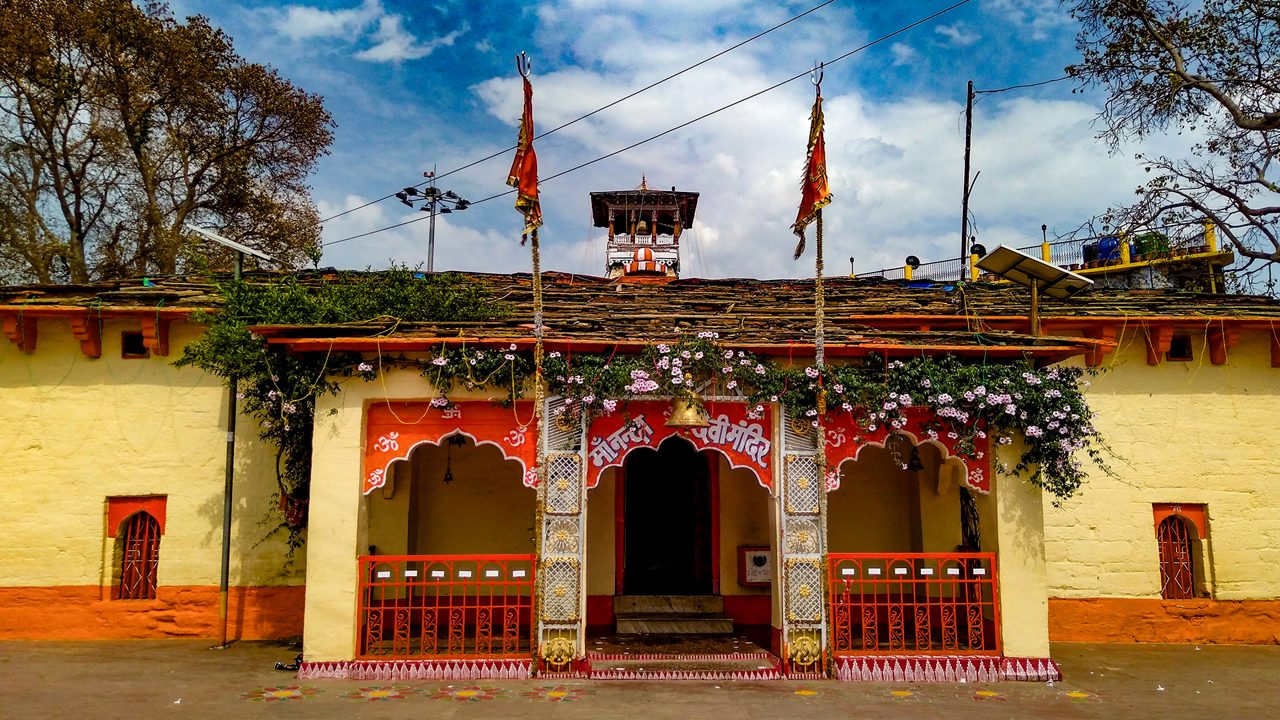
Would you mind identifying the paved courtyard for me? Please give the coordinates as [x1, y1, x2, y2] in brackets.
[2, 640, 1277, 719]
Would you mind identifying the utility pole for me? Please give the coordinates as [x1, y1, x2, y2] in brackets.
[183, 224, 272, 650]
[960, 79, 975, 280]
[395, 168, 469, 272]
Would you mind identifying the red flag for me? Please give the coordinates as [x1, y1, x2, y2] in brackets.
[792, 88, 832, 258]
[507, 75, 542, 243]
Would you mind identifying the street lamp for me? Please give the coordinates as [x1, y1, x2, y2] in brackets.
[395, 170, 470, 272]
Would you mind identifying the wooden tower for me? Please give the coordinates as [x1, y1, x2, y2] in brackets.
[590, 178, 699, 280]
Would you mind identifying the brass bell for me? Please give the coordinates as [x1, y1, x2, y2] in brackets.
[666, 375, 710, 429]
[635, 219, 649, 236]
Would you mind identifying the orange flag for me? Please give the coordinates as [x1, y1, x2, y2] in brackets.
[792, 87, 832, 258]
[507, 75, 542, 244]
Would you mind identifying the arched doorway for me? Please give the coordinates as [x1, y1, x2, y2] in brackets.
[622, 437, 713, 595]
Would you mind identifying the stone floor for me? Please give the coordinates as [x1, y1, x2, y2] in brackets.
[2, 639, 1277, 719]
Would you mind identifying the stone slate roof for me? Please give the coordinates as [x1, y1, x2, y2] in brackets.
[3, 271, 1279, 354]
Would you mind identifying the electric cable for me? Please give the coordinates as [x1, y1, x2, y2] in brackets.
[322, 0, 973, 249]
[315, 0, 837, 227]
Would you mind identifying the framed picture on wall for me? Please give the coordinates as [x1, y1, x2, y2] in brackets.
[738, 546, 772, 587]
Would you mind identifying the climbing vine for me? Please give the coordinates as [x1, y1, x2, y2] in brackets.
[176, 268, 510, 552]
[541, 333, 1109, 501]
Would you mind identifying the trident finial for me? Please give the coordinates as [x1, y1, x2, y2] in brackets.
[516, 51, 531, 78]
[811, 61, 824, 87]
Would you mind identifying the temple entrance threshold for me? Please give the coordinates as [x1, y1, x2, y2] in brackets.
[615, 439, 731, 636]
[622, 438, 712, 595]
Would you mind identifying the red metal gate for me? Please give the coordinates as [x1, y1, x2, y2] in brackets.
[1157, 516, 1194, 599]
[829, 553, 1000, 655]
[358, 555, 536, 659]
[118, 512, 161, 600]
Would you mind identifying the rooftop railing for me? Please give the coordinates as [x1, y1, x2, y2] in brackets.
[854, 224, 1226, 282]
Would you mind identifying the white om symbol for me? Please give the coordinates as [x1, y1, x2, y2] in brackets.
[373, 432, 400, 452]
[504, 430, 527, 447]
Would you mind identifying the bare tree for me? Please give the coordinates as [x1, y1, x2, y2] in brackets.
[0, 0, 334, 283]
[1066, 0, 1280, 267]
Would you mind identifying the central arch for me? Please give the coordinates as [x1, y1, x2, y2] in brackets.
[621, 436, 713, 595]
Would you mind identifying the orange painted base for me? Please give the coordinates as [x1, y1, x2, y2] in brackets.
[0, 585, 305, 640]
[1050, 598, 1280, 645]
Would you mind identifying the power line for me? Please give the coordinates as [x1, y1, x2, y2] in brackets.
[315, 0, 837, 228]
[974, 75, 1071, 95]
[322, 0, 974, 249]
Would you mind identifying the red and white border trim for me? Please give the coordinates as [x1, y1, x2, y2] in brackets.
[587, 651, 774, 662]
[298, 658, 532, 680]
[834, 656, 1061, 683]
[590, 668, 783, 681]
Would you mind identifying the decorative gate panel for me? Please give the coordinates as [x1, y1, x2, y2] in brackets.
[357, 555, 535, 659]
[828, 553, 1000, 655]
[537, 397, 588, 674]
[778, 408, 826, 677]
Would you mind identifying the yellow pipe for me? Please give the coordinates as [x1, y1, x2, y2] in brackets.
[1040, 242, 1051, 262]
[904, 264, 914, 281]
[970, 254, 980, 281]
[1119, 234, 1131, 264]
[1204, 219, 1218, 252]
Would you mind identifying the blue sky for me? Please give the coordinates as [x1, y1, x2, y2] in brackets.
[173, 0, 1182, 278]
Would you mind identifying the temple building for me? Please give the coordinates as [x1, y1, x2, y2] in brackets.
[2, 184, 1278, 681]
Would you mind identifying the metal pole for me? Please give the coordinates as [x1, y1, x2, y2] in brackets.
[960, 79, 974, 280]
[427, 167, 438, 273]
[216, 252, 242, 648]
[428, 198, 437, 273]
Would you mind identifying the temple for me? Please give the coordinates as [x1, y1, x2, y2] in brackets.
[2, 183, 1278, 682]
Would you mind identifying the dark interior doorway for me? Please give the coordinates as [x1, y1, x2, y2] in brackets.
[623, 438, 713, 595]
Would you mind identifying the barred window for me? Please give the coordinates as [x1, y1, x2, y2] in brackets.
[1156, 515, 1194, 600]
[117, 512, 162, 600]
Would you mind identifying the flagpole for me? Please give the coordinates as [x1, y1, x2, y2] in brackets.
[792, 62, 832, 677]
[509, 50, 550, 674]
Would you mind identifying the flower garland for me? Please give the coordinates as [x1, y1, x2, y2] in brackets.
[540, 334, 1108, 501]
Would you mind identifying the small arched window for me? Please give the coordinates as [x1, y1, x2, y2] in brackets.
[1156, 515, 1194, 600]
[117, 512, 162, 600]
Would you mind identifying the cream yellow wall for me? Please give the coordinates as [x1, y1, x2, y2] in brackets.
[717, 458, 772, 596]
[303, 366, 501, 661]
[405, 439, 535, 555]
[993, 438, 1051, 658]
[828, 443, 965, 554]
[365, 461, 413, 556]
[0, 317, 301, 590]
[585, 468, 617, 596]
[1043, 329, 1280, 601]
[829, 447, 913, 553]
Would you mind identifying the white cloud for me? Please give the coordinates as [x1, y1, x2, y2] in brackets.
[355, 16, 464, 62]
[935, 22, 981, 47]
[264, 0, 462, 63]
[890, 42, 918, 67]
[273, 0, 381, 40]
[986, 0, 1074, 40]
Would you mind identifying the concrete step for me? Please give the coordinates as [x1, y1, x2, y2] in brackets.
[614, 613, 734, 635]
[613, 595, 724, 615]
[588, 653, 781, 680]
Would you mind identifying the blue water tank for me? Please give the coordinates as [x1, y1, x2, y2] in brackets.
[1098, 236, 1121, 261]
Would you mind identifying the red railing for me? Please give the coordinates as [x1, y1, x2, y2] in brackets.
[357, 554, 536, 660]
[829, 553, 1000, 655]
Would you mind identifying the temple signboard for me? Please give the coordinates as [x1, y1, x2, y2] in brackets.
[585, 401, 773, 489]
